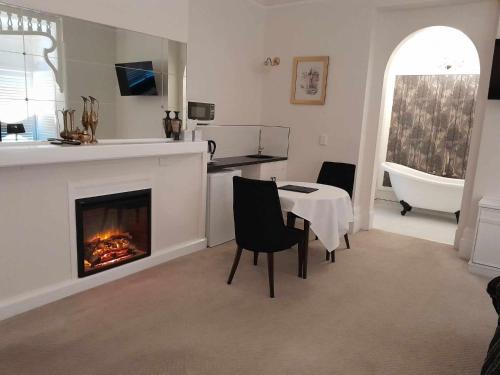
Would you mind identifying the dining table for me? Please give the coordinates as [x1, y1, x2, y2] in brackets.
[276, 181, 354, 278]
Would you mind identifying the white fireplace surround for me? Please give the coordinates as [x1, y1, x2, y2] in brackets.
[0, 141, 208, 320]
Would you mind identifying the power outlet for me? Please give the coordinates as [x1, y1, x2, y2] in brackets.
[319, 134, 328, 146]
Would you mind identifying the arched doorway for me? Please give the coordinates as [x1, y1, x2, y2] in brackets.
[371, 26, 481, 244]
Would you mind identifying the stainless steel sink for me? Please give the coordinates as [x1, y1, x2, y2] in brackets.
[246, 154, 274, 159]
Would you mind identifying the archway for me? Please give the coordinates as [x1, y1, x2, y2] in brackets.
[371, 26, 481, 244]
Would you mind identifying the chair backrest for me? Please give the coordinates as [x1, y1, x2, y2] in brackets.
[317, 162, 356, 198]
[232, 176, 287, 251]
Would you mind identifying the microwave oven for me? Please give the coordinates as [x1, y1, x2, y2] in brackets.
[188, 101, 215, 122]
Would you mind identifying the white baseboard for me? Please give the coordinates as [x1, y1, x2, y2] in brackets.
[458, 226, 475, 259]
[469, 262, 500, 279]
[352, 205, 373, 232]
[0, 238, 207, 321]
[352, 206, 362, 233]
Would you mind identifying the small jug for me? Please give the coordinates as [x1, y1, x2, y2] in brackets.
[89, 96, 99, 144]
[81, 96, 90, 132]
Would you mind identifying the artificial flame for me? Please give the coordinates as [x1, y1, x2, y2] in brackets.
[86, 228, 124, 243]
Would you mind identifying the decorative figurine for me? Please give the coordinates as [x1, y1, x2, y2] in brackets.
[89, 96, 99, 144]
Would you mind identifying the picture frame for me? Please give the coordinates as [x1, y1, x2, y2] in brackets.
[290, 56, 329, 105]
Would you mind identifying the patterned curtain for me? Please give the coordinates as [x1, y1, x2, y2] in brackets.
[384, 74, 479, 186]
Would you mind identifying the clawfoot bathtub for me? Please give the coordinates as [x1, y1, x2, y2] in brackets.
[382, 162, 464, 222]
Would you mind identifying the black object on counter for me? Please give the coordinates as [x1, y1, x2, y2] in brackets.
[48, 138, 81, 146]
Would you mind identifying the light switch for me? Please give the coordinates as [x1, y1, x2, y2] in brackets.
[319, 134, 328, 146]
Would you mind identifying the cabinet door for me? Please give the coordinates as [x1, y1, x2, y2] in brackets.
[473, 209, 500, 268]
[207, 170, 240, 247]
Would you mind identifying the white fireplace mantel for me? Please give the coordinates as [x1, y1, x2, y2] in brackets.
[0, 140, 207, 168]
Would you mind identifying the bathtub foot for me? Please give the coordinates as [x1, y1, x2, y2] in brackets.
[455, 211, 460, 224]
[400, 200, 413, 216]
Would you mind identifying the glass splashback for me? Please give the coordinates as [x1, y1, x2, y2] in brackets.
[0, 2, 187, 143]
[200, 125, 290, 159]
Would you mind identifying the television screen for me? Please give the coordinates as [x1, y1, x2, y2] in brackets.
[115, 61, 158, 96]
[488, 39, 500, 100]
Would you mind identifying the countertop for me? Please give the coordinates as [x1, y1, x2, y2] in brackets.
[0, 140, 207, 168]
[207, 155, 287, 172]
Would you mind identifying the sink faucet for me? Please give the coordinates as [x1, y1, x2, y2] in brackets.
[258, 128, 264, 156]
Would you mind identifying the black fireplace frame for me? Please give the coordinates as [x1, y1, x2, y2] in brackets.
[75, 189, 152, 278]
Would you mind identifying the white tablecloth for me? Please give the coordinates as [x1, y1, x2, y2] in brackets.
[277, 181, 354, 252]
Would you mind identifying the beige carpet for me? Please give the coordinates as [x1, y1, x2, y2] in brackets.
[0, 230, 496, 375]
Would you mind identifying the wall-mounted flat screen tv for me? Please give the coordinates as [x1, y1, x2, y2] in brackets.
[488, 39, 500, 100]
[115, 61, 158, 96]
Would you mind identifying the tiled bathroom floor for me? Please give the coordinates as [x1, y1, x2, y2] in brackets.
[372, 199, 458, 245]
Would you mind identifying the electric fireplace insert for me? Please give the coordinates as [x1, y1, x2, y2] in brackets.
[75, 189, 151, 278]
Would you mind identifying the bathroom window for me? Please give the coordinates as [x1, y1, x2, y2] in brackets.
[0, 6, 64, 142]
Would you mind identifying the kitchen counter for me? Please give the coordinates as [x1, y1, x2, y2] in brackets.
[207, 155, 287, 172]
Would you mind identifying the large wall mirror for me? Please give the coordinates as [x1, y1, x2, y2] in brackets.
[0, 2, 187, 142]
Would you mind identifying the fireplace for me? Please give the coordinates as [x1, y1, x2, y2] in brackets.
[75, 189, 151, 277]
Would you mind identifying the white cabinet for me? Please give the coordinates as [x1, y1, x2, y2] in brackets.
[206, 169, 242, 247]
[469, 198, 500, 277]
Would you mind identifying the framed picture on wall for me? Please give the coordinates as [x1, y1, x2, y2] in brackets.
[290, 56, 329, 105]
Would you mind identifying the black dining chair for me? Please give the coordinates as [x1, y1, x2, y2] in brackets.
[317, 162, 356, 262]
[227, 176, 306, 298]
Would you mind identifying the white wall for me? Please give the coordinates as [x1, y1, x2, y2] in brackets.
[261, 0, 374, 184]
[355, 1, 499, 240]
[7, 0, 188, 42]
[188, 0, 266, 125]
[460, 21, 500, 259]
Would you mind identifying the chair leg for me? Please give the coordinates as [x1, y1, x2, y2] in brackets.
[326, 250, 330, 261]
[267, 252, 275, 298]
[344, 234, 350, 249]
[253, 251, 259, 266]
[287, 212, 296, 228]
[302, 220, 310, 279]
[298, 240, 304, 278]
[330, 250, 335, 263]
[227, 246, 243, 285]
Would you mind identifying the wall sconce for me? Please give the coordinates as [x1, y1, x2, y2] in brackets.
[264, 57, 280, 67]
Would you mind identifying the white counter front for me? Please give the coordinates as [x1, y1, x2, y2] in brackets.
[0, 141, 208, 320]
